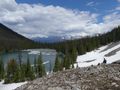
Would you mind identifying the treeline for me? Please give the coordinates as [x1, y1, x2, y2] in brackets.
[0, 51, 77, 84]
[47, 26, 120, 55]
[0, 54, 46, 84]
[53, 50, 77, 72]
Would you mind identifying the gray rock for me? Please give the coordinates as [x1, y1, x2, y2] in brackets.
[48, 87, 63, 90]
[15, 64, 120, 90]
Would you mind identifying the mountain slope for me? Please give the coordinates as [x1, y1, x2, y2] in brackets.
[0, 23, 26, 39]
[0, 23, 35, 51]
[75, 41, 120, 67]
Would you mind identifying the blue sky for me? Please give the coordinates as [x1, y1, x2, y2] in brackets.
[0, 0, 120, 38]
[16, 0, 118, 12]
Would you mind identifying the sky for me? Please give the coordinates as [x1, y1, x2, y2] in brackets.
[0, 0, 120, 38]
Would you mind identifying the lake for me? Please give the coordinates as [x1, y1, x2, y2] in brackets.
[0, 49, 57, 72]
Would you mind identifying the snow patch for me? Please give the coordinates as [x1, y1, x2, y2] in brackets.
[0, 81, 27, 90]
[75, 42, 120, 67]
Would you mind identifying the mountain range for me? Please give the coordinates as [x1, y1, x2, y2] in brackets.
[31, 35, 83, 43]
[31, 36, 64, 43]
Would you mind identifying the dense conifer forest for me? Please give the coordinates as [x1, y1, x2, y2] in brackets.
[49, 26, 120, 55]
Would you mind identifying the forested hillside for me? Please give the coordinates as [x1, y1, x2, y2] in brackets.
[0, 23, 39, 52]
[49, 26, 120, 55]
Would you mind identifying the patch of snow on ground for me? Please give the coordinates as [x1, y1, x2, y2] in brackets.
[0, 81, 27, 90]
[75, 43, 120, 67]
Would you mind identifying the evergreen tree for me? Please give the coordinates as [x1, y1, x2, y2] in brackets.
[53, 55, 61, 72]
[18, 53, 26, 82]
[18, 52, 22, 68]
[5, 59, 19, 83]
[63, 53, 71, 70]
[19, 63, 26, 82]
[25, 56, 35, 80]
[59, 58, 64, 71]
[13, 66, 21, 83]
[37, 53, 46, 77]
[34, 57, 37, 77]
[71, 47, 78, 64]
[49, 59, 52, 73]
[0, 57, 4, 81]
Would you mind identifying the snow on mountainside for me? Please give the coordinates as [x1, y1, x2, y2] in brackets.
[75, 41, 120, 67]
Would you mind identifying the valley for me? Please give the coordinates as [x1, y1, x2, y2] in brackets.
[0, 0, 120, 89]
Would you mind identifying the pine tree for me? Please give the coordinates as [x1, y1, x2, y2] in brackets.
[18, 52, 22, 68]
[37, 53, 46, 77]
[0, 57, 4, 81]
[53, 54, 61, 72]
[13, 67, 20, 83]
[63, 53, 71, 70]
[5, 59, 19, 83]
[49, 59, 52, 73]
[34, 57, 37, 77]
[20, 64, 26, 82]
[17, 53, 26, 82]
[25, 56, 35, 80]
[71, 47, 78, 64]
[59, 58, 64, 71]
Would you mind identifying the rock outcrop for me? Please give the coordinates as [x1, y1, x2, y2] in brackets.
[15, 64, 120, 90]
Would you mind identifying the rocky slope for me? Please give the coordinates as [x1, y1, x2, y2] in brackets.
[15, 64, 120, 90]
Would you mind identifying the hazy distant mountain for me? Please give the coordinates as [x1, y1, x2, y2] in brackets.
[0, 23, 35, 51]
[31, 36, 64, 43]
[31, 35, 83, 43]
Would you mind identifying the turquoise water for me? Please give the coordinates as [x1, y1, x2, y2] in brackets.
[0, 49, 57, 72]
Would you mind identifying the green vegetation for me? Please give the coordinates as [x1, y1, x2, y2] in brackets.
[0, 54, 46, 84]
[5, 59, 19, 83]
[48, 26, 120, 55]
[0, 23, 44, 52]
[53, 54, 61, 72]
[36, 53, 46, 77]
[0, 57, 4, 81]
[25, 56, 35, 80]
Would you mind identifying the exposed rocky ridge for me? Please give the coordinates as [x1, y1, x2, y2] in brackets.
[101, 41, 120, 52]
[105, 47, 120, 57]
[15, 64, 120, 90]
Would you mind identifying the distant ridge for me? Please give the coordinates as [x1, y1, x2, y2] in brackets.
[32, 36, 64, 43]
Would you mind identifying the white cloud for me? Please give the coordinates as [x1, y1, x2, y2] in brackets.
[0, 0, 120, 38]
[117, 0, 120, 2]
[86, 1, 99, 7]
[116, 6, 120, 10]
[86, 1, 94, 6]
